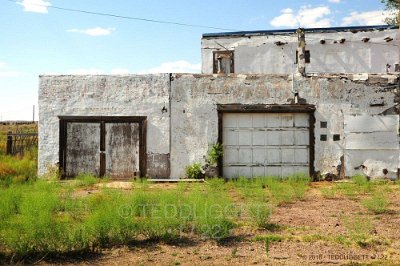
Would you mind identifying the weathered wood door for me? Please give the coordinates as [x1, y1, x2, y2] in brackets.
[60, 117, 146, 179]
[104, 123, 140, 178]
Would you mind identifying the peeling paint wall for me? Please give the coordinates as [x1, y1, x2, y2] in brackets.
[344, 115, 399, 180]
[39, 73, 399, 179]
[170, 73, 399, 178]
[202, 28, 399, 74]
[38, 74, 170, 176]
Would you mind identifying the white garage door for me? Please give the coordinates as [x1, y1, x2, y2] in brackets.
[223, 113, 310, 178]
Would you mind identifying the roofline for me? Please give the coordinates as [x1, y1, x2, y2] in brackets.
[202, 25, 399, 38]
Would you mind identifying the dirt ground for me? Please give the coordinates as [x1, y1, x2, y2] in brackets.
[32, 182, 400, 266]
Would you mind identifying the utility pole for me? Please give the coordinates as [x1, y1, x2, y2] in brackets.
[296, 28, 306, 77]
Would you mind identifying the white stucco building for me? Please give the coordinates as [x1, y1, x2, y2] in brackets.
[39, 25, 400, 180]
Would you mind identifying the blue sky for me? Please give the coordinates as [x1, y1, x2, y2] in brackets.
[0, 0, 389, 120]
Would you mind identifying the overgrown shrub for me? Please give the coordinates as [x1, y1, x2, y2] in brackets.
[0, 178, 237, 258]
[185, 162, 203, 179]
[206, 143, 223, 166]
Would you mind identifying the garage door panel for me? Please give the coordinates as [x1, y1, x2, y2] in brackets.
[238, 130, 252, 145]
[282, 166, 297, 177]
[223, 112, 311, 178]
[295, 113, 309, 127]
[238, 166, 252, 177]
[223, 147, 238, 164]
[253, 148, 265, 164]
[238, 148, 252, 164]
[252, 114, 265, 128]
[267, 148, 281, 163]
[224, 114, 238, 127]
[282, 149, 295, 163]
[295, 149, 309, 164]
[281, 114, 294, 127]
[238, 114, 252, 128]
[267, 131, 281, 145]
[294, 166, 309, 175]
[224, 166, 238, 178]
[267, 115, 282, 127]
[253, 130, 265, 145]
[253, 167, 265, 177]
[281, 131, 294, 145]
[295, 131, 309, 145]
[266, 166, 281, 177]
[224, 129, 238, 146]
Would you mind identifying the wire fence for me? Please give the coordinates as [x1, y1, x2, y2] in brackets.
[5, 123, 38, 156]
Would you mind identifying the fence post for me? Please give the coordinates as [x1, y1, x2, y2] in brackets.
[6, 131, 12, 155]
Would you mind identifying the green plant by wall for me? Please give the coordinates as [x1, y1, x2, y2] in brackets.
[206, 143, 223, 166]
[185, 163, 203, 179]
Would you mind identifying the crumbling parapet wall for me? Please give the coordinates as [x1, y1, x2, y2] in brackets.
[38, 74, 171, 177]
[201, 27, 399, 74]
[170, 73, 399, 179]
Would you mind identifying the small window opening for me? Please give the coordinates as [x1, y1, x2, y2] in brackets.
[333, 134, 340, 141]
[320, 134, 327, 141]
[320, 121, 327, 128]
[213, 51, 234, 74]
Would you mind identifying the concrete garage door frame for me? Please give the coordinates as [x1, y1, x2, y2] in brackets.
[217, 104, 316, 179]
[58, 116, 147, 179]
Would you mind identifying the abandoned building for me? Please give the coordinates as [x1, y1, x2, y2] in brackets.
[38, 25, 400, 180]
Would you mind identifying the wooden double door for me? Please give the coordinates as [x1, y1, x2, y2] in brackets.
[59, 117, 146, 179]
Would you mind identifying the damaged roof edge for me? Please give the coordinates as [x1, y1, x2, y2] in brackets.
[202, 25, 398, 38]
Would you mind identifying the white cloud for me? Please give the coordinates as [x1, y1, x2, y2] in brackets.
[341, 10, 391, 26]
[0, 61, 6, 68]
[67, 27, 115, 36]
[270, 6, 332, 28]
[328, 0, 341, 3]
[138, 60, 201, 74]
[19, 0, 51, 14]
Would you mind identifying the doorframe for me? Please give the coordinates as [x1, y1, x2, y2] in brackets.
[217, 104, 316, 179]
[59, 116, 147, 179]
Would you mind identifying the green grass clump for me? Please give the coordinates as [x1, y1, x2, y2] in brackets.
[342, 215, 375, 248]
[320, 187, 337, 198]
[75, 173, 100, 187]
[0, 178, 238, 258]
[253, 234, 284, 243]
[248, 203, 272, 229]
[362, 191, 390, 214]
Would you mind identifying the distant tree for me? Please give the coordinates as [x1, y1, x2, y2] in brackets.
[381, 0, 399, 25]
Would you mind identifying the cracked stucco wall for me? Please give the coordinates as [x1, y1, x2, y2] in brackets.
[202, 28, 399, 74]
[38, 74, 170, 177]
[39, 73, 399, 179]
[170, 73, 399, 178]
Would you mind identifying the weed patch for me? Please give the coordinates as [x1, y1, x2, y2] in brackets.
[362, 191, 390, 214]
